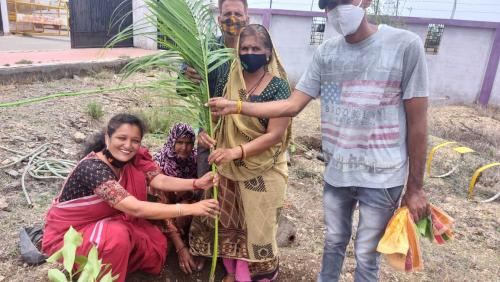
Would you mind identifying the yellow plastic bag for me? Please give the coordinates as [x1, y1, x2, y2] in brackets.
[377, 207, 423, 272]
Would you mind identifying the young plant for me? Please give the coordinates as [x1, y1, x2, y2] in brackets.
[46, 226, 117, 282]
[86, 101, 104, 120]
[108, 1, 234, 280]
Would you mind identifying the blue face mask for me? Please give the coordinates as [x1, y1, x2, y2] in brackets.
[240, 54, 268, 73]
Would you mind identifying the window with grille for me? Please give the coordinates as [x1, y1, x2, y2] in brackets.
[310, 17, 326, 45]
[424, 24, 445, 55]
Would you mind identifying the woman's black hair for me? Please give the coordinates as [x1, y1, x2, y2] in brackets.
[82, 113, 146, 157]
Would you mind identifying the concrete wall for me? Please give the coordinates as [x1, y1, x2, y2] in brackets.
[269, 15, 320, 85]
[1, 0, 9, 34]
[132, 0, 157, 50]
[405, 24, 495, 103]
[131, 5, 500, 105]
[132, 3, 263, 50]
[247, 10, 500, 106]
[246, 14, 318, 85]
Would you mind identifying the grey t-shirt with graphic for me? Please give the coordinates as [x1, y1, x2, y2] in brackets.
[296, 24, 429, 188]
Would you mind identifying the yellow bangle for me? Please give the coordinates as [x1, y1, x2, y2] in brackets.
[176, 203, 183, 217]
[236, 100, 243, 114]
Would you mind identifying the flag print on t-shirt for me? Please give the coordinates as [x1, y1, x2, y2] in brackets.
[320, 79, 404, 172]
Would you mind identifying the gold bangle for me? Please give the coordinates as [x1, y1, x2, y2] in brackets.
[176, 203, 182, 217]
[236, 100, 243, 114]
[238, 144, 246, 160]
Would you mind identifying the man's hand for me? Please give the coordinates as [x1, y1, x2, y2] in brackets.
[401, 184, 429, 222]
[208, 97, 238, 116]
[198, 130, 216, 149]
[185, 66, 202, 84]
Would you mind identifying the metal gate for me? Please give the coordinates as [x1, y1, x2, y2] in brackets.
[69, 0, 133, 48]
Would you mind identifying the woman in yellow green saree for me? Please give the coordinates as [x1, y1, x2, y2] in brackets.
[189, 24, 292, 282]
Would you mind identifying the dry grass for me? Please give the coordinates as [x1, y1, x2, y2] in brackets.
[429, 104, 500, 158]
[0, 81, 498, 282]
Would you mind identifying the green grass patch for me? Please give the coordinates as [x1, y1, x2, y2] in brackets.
[86, 101, 104, 120]
[135, 107, 197, 135]
[15, 59, 33, 65]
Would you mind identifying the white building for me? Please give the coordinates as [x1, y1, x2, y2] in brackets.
[132, 4, 500, 106]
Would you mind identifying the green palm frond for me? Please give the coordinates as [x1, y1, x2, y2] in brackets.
[108, 1, 234, 280]
[108, 0, 233, 132]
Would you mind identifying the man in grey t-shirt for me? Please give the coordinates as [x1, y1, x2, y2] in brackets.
[209, 0, 429, 281]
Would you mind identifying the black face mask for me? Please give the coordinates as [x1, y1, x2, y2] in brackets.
[240, 54, 268, 73]
[102, 148, 128, 169]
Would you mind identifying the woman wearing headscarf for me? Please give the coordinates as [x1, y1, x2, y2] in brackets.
[153, 123, 205, 274]
[189, 24, 292, 282]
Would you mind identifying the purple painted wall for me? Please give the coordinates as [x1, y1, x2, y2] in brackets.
[478, 28, 500, 106]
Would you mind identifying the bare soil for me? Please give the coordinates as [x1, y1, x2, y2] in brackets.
[0, 72, 498, 281]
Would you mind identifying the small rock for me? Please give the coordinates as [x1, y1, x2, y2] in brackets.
[316, 152, 325, 162]
[59, 122, 68, 129]
[61, 148, 75, 156]
[304, 151, 314, 160]
[73, 74, 81, 80]
[5, 180, 21, 190]
[0, 197, 8, 210]
[0, 275, 5, 282]
[79, 118, 88, 124]
[13, 136, 28, 143]
[73, 132, 86, 143]
[1, 159, 11, 165]
[5, 169, 20, 178]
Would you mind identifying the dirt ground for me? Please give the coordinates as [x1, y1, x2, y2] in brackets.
[0, 72, 499, 282]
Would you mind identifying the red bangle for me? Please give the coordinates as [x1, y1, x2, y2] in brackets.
[239, 144, 246, 160]
[176, 245, 188, 254]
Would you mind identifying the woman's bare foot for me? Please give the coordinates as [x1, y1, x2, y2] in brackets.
[222, 273, 235, 282]
[195, 257, 205, 271]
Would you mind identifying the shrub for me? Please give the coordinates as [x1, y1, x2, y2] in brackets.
[135, 107, 196, 135]
[15, 59, 33, 64]
[86, 101, 104, 120]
